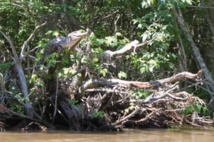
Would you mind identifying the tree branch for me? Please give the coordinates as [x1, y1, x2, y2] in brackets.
[20, 22, 47, 60]
[78, 70, 202, 94]
[0, 30, 32, 116]
[113, 108, 140, 125]
[135, 109, 161, 123]
[104, 40, 139, 60]
[0, 30, 19, 61]
[104, 37, 156, 60]
[0, 73, 5, 99]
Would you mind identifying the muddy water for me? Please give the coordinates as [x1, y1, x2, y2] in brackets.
[0, 129, 214, 142]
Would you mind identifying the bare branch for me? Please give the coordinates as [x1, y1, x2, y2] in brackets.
[0, 30, 19, 61]
[135, 109, 161, 123]
[102, 36, 157, 68]
[187, 6, 214, 9]
[104, 37, 156, 60]
[86, 88, 129, 94]
[79, 70, 202, 94]
[157, 70, 202, 84]
[0, 73, 5, 98]
[0, 30, 32, 116]
[113, 108, 140, 125]
[0, 104, 54, 129]
[20, 22, 47, 60]
[104, 40, 139, 59]
[134, 36, 157, 49]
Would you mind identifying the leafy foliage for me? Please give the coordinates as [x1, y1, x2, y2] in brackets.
[183, 102, 211, 116]
[90, 111, 104, 119]
[0, 0, 213, 129]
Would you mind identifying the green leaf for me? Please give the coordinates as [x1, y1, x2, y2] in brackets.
[100, 68, 108, 77]
[0, 62, 12, 72]
[61, 56, 70, 64]
[194, 104, 202, 114]
[63, 68, 71, 75]
[132, 19, 138, 24]
[30, 74, 37, 83]
[105, 36, 118, 48]
[45, 30, 53, 35]
[68, 99, 78, 105]
[90, 111, 104, 119]
[183, 105, 193, 115]
[118, 71, 127, 79]
[183, 0, 192, 5]
[140, 64, 149, 73]
[93, 57, 99, 62]
[53, 31, 59, 37]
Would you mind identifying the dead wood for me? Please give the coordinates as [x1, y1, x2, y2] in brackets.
[0, 103, 54, 130]
[72, 69, 213, 129]
[20, 22, 47, 60]
[78, 70, 202, 94]
[112, 86, 212, 128]
[104, 37, 156, 61]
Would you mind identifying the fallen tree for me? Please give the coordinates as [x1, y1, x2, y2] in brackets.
[76, 70, 211, 129]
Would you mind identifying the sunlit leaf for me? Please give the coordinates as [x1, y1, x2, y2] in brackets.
[118, 71, 127, 79]
[45, 30, 53, 35]
[53, 31, 59, 37]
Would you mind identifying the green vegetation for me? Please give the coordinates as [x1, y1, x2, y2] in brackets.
[0, 0, 214, 131]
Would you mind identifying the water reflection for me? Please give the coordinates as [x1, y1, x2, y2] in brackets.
[0, 129, 214, 142]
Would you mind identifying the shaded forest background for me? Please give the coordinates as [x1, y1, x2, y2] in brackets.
[0, 0, 214, 131]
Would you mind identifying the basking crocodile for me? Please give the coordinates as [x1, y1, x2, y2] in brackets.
[38, 29, 91, 65]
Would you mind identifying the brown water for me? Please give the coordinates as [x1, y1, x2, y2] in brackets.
[0, 129, 214, 142]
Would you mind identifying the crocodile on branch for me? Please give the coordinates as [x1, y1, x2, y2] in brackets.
[38, 29, 91, 65]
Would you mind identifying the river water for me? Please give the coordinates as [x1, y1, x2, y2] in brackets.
[0, 129, 214, 142]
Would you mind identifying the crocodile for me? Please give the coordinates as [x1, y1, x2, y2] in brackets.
[38, 29, 91, 65]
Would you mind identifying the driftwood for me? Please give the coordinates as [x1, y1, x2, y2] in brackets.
[75, 69, 213, 129]
[78, 70, 202, 94]
[110, 82, 212, 128]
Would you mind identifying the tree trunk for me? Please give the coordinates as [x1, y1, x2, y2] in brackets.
[173, 8, 214, 110]
[0, 30, 33, 116]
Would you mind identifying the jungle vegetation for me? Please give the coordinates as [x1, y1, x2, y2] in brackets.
[0, 0, 214, 131]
